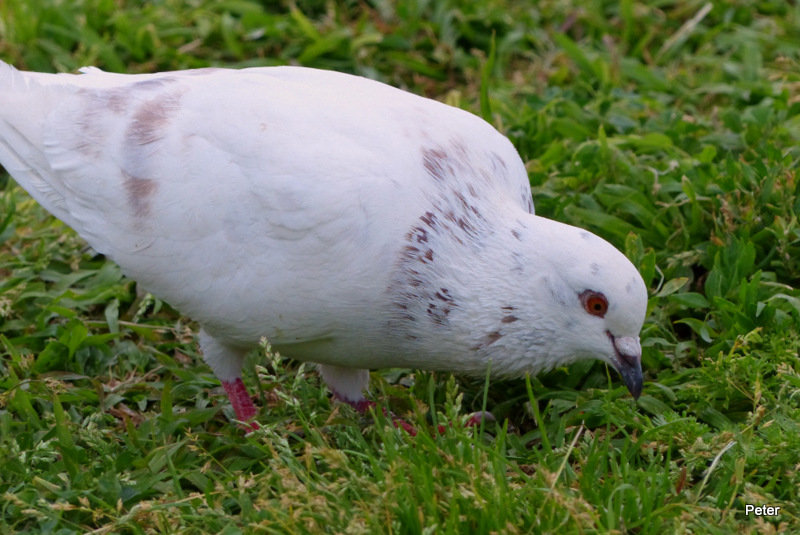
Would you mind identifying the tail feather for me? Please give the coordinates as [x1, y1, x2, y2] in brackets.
[0, 60, 75, 226]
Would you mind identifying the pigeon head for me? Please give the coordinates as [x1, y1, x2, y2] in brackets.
[389, 199, 648, 399]
[508, 216, 649, 398]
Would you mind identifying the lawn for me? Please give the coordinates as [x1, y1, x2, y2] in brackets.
[1, 0, 799, 533]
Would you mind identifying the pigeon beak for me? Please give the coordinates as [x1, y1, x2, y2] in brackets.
[607, 332, 643, 399]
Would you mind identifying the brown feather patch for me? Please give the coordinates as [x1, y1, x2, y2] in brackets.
[126, 90, 182, 146]
[122, 171, 157, 218]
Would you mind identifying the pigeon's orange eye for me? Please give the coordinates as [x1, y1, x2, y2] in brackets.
[580, 291, 608, 317]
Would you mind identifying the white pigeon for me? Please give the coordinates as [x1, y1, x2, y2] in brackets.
[0, 60, 648, 428]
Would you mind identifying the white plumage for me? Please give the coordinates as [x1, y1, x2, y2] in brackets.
[0, 61, 648, 426]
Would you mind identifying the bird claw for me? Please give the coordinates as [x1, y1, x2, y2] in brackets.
[339, 396, 417, 435]
[242, 420, 261, 433]
[339, 395, 495, 436]
[464, 410, 496, 427]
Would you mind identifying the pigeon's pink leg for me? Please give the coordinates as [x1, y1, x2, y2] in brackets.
[222, 378, 259, 430]
[199, 331, 259, 430]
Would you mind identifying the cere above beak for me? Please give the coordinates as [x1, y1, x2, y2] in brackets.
[607, 332, 643, 399]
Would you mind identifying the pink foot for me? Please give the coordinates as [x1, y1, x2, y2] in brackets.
[437, 411, 496, 433]
[335, 394, 417, 435]
[222, 378, 259, 430]
[346, 398, 376, 414]
[332, 394, 493, 437]
[465, 411, 496, 427]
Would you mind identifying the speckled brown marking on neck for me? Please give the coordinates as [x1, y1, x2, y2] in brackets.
[426, 287, 455, 325]
[387, 139, 522, 337]
[471, 330, 503, 351]
[422, 147, 451, 182]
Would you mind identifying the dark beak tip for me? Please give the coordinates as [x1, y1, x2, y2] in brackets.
[615, 360, 643, 400]
[608, 333, 644, 400]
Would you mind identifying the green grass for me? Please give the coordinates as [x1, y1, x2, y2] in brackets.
[1, 0, 800, 532]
